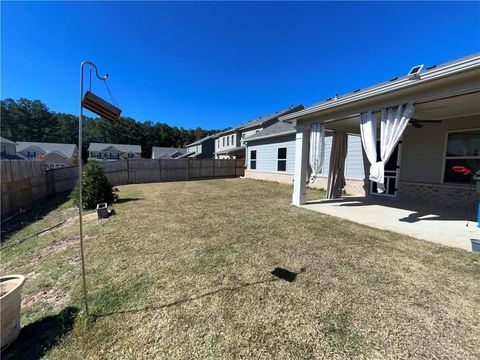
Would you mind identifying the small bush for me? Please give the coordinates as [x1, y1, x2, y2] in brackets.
[71, 161, 117, 209]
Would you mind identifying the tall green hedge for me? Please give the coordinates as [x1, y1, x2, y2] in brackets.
[71, 161, 117, 209]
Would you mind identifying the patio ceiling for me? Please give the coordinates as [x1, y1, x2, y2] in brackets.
[324, 91, 480, 134]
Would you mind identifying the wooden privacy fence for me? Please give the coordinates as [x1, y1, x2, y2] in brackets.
[1, 159, 245, 219]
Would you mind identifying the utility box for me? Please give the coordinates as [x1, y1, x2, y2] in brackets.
[96, 203, 109, 219]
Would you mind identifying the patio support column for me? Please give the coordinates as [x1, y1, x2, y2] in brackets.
[292, 124, 310, 205]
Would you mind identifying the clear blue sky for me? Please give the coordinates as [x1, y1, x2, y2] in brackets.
[2, 1, 479, 130]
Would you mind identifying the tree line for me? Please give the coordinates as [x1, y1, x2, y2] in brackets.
[1, 98, 224, 158]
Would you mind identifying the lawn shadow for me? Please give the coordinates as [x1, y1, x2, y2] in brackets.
[1, 192, 71, 242]
[114, 197, 143, 204]
[93, 278, 279, 319]
[2, 306, 79, 360]
[271, 267, 306, 282]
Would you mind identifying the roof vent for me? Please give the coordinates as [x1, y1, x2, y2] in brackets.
[407, 64, 424, 78]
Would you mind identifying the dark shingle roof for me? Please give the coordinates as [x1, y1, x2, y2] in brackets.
[16, 142, 77, 159]
[88, 143, 141, 153]
[186, 134, 216, 147]
[0, 136, 16, 145]
[237, 105, 304, 130]
[244, 121, 296, 142]
[151, 147, 187, 159]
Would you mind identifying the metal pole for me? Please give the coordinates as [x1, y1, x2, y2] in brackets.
[78, 61, 109, 317]
[79, 62, 89, 316]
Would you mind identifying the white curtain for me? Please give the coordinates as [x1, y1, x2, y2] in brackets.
[360, 103, 414, 192]
[360, 110, 378, 173]
[308, 122, 325, 183]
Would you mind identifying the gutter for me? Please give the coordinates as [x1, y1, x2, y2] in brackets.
[280, 54, 480, 122]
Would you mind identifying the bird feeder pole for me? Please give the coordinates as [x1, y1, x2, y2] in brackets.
[78, 61, 110, 317]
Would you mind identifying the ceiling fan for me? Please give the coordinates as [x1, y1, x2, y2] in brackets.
[409, 118, 442, 128]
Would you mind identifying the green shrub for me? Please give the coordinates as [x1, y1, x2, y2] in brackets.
[71, 161, 117, 209]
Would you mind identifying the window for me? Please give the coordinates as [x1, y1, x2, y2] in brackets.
[227, 136, 230, 146]
[250, 150, 257, 170]
[231, 135, 234, 145]
[128, 153, 134, 158]
[444, 129, 480, 184]
[223, 137, 225, 146]
[277, 147, 287, 172]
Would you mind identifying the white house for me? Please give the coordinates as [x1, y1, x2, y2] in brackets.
[88, 143, 142, 161]
[16, 141, 78, 168]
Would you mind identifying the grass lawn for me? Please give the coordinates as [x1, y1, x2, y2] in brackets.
[2, 178, 479, 359]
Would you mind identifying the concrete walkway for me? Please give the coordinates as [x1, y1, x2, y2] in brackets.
[300, 197, 479, 251]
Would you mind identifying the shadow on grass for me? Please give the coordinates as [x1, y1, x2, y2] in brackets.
[1, 192, 72, 243]
[93, 278, 279, 319]
[114, 197, 143, 205]
[2, 306, 79, 360]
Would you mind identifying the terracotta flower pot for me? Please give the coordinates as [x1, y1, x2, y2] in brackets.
[1, 275, 25, 350]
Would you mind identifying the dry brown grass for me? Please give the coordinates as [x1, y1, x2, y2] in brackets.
[2, 179, 479, 359]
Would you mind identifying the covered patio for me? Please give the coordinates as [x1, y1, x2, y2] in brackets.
[281, 54, 480, 250]
[303, 197, 479, 251]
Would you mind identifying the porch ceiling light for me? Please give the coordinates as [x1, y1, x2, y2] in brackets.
[82, 91, 121, 121]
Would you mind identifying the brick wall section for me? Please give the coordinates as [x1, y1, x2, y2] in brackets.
[396, 182, 479, 209]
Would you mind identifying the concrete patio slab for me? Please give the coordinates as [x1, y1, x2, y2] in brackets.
[300, 197, 479, 251]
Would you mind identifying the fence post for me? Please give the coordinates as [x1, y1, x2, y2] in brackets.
[158, 159, 161, 182]
[187, 159, 190, 180]
[126, 159, 130, 184]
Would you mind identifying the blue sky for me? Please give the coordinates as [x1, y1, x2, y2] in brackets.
[2, 1, 479, 130]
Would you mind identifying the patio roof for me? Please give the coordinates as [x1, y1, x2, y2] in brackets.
[280, 53, 480, 125]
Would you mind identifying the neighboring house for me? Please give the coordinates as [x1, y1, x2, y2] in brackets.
[214, 105, 304, 159]
[180, 135, 216, 159]
[16, 141, 78, 168]
[244, 121, 366, 195]
[151, 147, 187, 159]
[88, 143, 142, 161]
[279, 53, 480, 210]
[0, 136, 22, 160]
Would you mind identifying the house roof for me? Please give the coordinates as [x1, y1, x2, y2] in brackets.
[176, 151, 193, 158]
[280, 53, 480, 123]
[214, 146, 246, 155]
[152, 146, 187, 158]
[186, 134, 216, 147]
[237, 105, 304, 131]
[244, 121, 296, 142]
[0, 136, 16, 145]
[16, 142, 77, 159]
[88, 143, 141, 153]
[213, 128, 236, 137]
